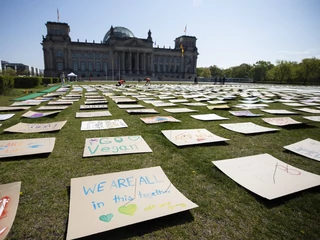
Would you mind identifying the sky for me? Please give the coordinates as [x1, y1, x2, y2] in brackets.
[0, 0, 319, 70]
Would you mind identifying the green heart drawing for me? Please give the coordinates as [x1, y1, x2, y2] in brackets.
[118, 204, 137, 216]
[99, 213, 114, 222]
[128, 136, 140, 141]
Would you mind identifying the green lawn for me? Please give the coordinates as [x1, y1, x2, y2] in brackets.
[0, 82, 319, 240]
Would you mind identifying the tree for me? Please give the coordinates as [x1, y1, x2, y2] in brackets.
[209, 65, 221, 77]
[250, 61, 274, 82]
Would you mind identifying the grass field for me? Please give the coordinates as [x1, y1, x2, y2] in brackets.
[0, 82, 320, 240]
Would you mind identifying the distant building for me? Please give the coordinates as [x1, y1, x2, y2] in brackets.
[0, 60, 40, 76]
[41, 22, 199, 80]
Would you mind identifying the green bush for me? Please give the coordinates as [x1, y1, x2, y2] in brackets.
[42, 77, 53, 85]
[14, 77, 41, 88]
[0, 75, 14, 94]
[52, 77, 59, 83]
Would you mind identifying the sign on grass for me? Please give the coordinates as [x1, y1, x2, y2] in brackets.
[262, 117, 302, 126]
[140, 116, 181, 124]
[303, 116, 320, 122]
[4, 121, 67, 133]
[163, 108, 198, 113]
[190, 113, 228, 121]
[81, 119, 127, 131]
[0, 182, 21, 240]
[11, 101, 41, 106]
[207, 105, 230, 110]
[229, 110, 263, 117]
[66, 166, 198, 240]
[0, 114, 14, 121]
[294, 107, 320, 114]
[162, 128, 229, 146]
[261, 109, 298, 115]
[76, 111, 112, 118]
[0, 138, 56, 158]
[220, 122, 279, 134]
[83, 136, 152, 157]
[80, 105, 108, 110]
[0, 106, 30, 111]
[126, 109, 158, 114]
[22, 110, 61, 118]
[117, 104, 145, 109]
[36, 106, 68, 111]
[283, 138, 320, 162]
[212, 153, 320, 200]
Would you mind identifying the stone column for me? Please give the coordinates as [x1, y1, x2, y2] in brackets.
[129, 51, 132, 74]
[121, 51, 125, 74]
[136, 51, 140, 74]
[143, 53, 146, 74]
[150, 53, 154, 73]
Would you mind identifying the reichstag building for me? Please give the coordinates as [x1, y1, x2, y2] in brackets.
[42, 22, 198, 80]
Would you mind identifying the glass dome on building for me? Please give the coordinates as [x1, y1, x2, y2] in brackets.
[103, 26, 135, 43]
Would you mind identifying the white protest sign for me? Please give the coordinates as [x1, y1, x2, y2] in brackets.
[262, 117, 302, 126]
[83, 136, 152, 157]
[4, 121, 67, 133]
[0, 114, 14, 121]
[81, 119, 128, 131]
[76, 111, 112, 118]
[220, 122, 279, 134]
[303, 116, 320, 122]
[213, 153, 320, 200]
[162, 128, 229, 146]
[261, 109, 298, 115]
[0, 182, 21, 240]
[229, 110, 263, 117]
[80, 105, 108, 110]
[126, 109, 158, 114]
[0, 106, 30, 111]
[66, 166, 198, 240]
[163, 108, 198, 113]
[284, 138, 320, 162]
[190, 113, 228, 121]
[117, 104, 145, 109]
[0, 138, 56, 158]
[140, 116, 181, 124]
[22, 110, 61, 118]
[36, 106, 68, 111]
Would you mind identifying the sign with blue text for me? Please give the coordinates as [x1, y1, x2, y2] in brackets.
[284, 138, 320, 162]
[4, 121, 67, 133]
[83, 136, 152, 157]
[66, 166, 198, 240]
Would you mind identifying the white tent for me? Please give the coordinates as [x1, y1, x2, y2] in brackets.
[67, 72, 77, 81]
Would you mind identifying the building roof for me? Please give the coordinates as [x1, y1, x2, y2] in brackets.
[103, 26, 135, 43]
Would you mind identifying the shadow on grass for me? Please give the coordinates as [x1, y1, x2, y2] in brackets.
[0, 152, 51, 162]
[280, 123, 317, 130]
[64, 186, 195, 240]
[177, 141, 230, 149]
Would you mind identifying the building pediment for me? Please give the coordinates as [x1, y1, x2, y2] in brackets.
[114, 38, 151, 48]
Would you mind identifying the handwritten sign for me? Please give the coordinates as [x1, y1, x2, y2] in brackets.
[140, 116, 181, 124]
[81, 119, 127, 131]
[80, 105, 108, 110]
[83, 136, 152, 157]
[207, 104, 230, 110]
[36, 106, 68, 111]
[163, 108, 198, 113]
[11, 101, 41, 106]
[182, 103, 208, 106]
[76, 111, 112, 118]
[4, 121, 67, 133]
[294, 107, 320, 114]
[262, 117, 302, 126]
[220, 122, 279, 134]
[284, 138, 320, 162]
[22, 110, 61, 118]
[0, 182, 21, 240]
[229, 110, 263, 117]
[303, 116, 320, 122]
[0, 138, 56, 158]
[66, 166, 198, 239]
[117, 104, 145, 109]
[0, 106, 30, 111]
[47, 101, 73, 105]
[162, 128, 229, 146]
[126, 109, 158, 114]
[261, 109, 298, 115]
[213, 153, 320, 199]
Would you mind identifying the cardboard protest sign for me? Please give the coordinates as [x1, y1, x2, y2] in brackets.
[162, 128, 229, 146]
[293, 107, 320, 114]
[83, 136, 152, 157]
[303, 116, 320, 122]
[66, 166, 198, 240]
[11, 101, 41, 106]
[47, 101, 73, 105]
[126, 109, 158, 114]
[190, 113, 228, 121]
[0, 114, 14, 121]
[207, 100, 227, 105]
[262, 117, 302, 126]
[229, 110, 263, 117]
[81, 119, 128, 131]
[207, 105, 230, 110]
[117, 104, 145, 109]
[284, 138, 320, 162]
[76, 111, 112, 118]
[261, 109, 298, 115]
[163, 108, 198, 113]
[282, 102, 306, 107]
[80, 105, 108, 110]
[140, 116, 181, 124]
[169, 99, 189, 103]
[152, 102, 177, 107]
[0, 137, 56, 158]
[220, 122, 279, 134]
[212, 153, 320, 200]
[0, 182, 21, 240]
[0, 106, 30, 111]
[22, 110, 61, 118]
[114, 98, 137, 104]
[182, 103, 208, 106]
[84, 100, 108, 105]
[36, 106, 68, 111]
[4, 121, 67, 133]
[234, 103, 268, 110]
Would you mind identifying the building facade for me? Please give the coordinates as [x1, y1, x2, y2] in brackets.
[42, 22, 198, 80]
[0, 60, 40, 76]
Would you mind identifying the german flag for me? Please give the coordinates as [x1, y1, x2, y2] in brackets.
[180, 43, 184, 57]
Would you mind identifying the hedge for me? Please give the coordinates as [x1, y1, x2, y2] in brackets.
[42, 77, 53, 85]
[14, 77, 41, 88]
[52, 77, 59, 83]
[0, 75, 14, 94]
